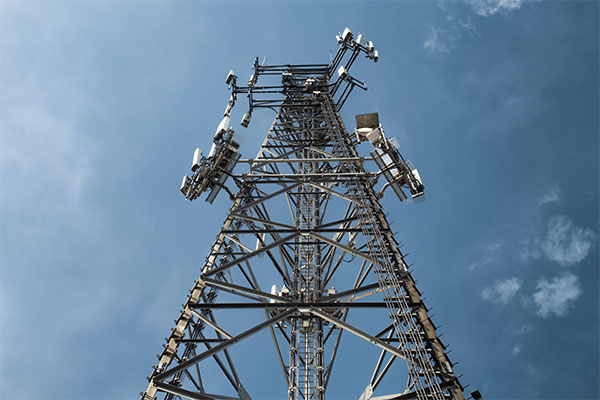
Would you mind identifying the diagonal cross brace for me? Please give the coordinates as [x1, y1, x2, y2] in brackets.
[231, 183, 302, 215]
[309, 232, 381, 266]
[202, 233, 301, 278]
[153, 308, 298, 382]
[308, 307, 407, 362]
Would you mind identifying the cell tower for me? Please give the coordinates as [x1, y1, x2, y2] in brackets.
[141, 28, 479, 400]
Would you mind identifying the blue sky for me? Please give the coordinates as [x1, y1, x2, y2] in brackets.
[1, 1, 598, 399]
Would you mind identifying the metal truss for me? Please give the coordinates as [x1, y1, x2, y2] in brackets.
[142, 28, 471, 400]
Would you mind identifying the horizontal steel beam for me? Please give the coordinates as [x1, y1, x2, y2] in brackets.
[318, 282, 381, 302]
[201, 277, 293, 304]
[238, 157, 374, 163]
[223, 228, 362, 234]
[247, 172, 374, 178]
[152, 381, 222, 400]
[229, 214, 296, 230]
[189, 302, 391, 309]
[369, 378, 461, 400]
[175, 338, 227, 343]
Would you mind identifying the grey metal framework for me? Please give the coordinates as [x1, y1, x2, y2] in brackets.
[141, 28, 472, 400]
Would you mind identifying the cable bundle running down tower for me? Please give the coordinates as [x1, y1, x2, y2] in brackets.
[141, 28, 476, 400]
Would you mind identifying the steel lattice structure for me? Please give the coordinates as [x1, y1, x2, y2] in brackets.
[140, 28, 477, 400]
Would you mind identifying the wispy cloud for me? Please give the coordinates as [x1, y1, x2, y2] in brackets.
[0, 13, 108, 395]
[1, 104, 94, 200]
[481, 277, 522, 306]
[466, 92, 544, 140]
[526, 364, 537, 377]
[427, 0, 528, 54]
[424, 26, 452, 54]
[516, 324, 534, 335]
[469, 241, 503, 271]
[465, 0, 527, 17]
[520, 215, 597, 266]
[537, 185, 562, 205]
[485, 242, 502, 251]
[532, 272, 581, 318]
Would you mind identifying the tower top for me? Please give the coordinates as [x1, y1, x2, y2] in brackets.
[222, 26, 379, 127]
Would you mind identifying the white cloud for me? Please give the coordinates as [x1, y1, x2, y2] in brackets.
[424, 26, 452, 54]
[521, 215, 597, 266]
[538, 185, 562, 205]
[466, 0, 526, 17]
[532, 272, 581, 318]
[481, 277, 522, 306]
[511, 343, 522, 356]
[542, 216, 596, 265]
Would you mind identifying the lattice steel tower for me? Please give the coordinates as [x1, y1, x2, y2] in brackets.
[140, 28, 478, 400]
